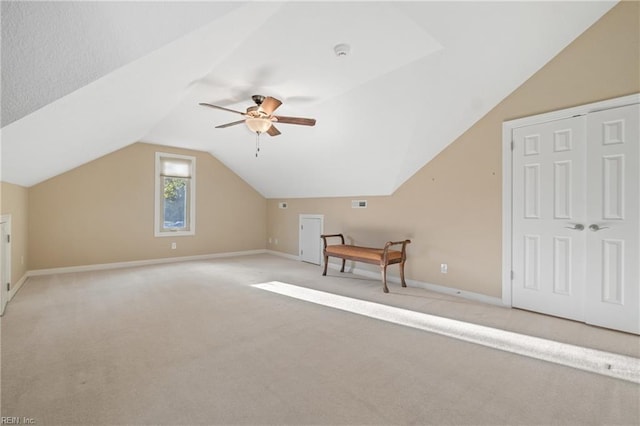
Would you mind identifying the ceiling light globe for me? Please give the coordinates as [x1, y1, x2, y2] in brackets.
[246, 117, 272, 134]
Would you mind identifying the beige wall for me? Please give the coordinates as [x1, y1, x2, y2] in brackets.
[1, 182, 29, 286]
[28, 142, 266, 269]
[266, 1, 640, 298]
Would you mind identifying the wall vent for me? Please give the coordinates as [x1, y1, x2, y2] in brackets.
[278, 202, 288, 209]
[351, 200, 368, 209]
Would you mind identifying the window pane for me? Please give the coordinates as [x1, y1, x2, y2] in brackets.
[161, 158, 191, 178]
[162, 177, 188, 229]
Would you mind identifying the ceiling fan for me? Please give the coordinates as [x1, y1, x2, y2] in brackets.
[199, 95, 316, 136]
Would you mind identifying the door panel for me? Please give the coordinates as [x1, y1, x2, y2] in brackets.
[300, 216, 322, 265]
[0, 219, 9, 316]
[585, 104, 639, 334]
[512, 116, 586, 321]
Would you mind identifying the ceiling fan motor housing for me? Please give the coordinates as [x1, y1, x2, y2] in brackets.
[252, 95, 265, 105]
[246, 105, 269, 118]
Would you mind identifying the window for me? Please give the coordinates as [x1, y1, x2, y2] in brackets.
[155, 152, 195, 237]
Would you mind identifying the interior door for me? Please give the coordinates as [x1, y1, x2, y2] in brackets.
[512, 116, 587, 322]
[585, 103, 639, 334]
[299, 215, 323, 265]
[0, 218, 10, 316]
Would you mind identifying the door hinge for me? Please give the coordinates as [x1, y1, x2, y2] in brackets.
[300, 250, 303, 255]
[510, 140, 514, 151]
[301, 225, 304, 230]
[510, 270, 514, 280]
[6, 282, 10, 291]
[6, 234, 9, 243]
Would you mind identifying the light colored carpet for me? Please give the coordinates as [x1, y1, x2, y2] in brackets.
[253, 281, 639, 384]
[1, 254, 639, 425]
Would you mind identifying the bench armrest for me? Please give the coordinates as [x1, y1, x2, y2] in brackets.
[382, 239, 411, 263]
[321, 233, 345, 249]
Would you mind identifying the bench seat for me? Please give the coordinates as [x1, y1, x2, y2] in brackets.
[321, 234, 411, 293]
[324, 245, 403, 265]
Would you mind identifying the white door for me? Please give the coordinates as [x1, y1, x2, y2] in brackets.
[585, 104, 639, 334]
[0, 216, 11, 316]
[512, 102, 640, 334]
[299, 215, 323, 265]
[512, 116, 587, 322]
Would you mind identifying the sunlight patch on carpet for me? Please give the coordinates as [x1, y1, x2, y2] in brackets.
[252, 281, 640, 384]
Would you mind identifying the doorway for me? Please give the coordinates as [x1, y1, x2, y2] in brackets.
[299, 214, 324, 265]
[503, 95, 639, 334]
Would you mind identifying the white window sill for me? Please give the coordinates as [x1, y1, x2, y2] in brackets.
[155, 229, 195, 237]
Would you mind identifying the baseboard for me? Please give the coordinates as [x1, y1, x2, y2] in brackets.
[325, 262, 504, 306]
[265, 249, 300, 261]
[27, 249, 268, 277]
[8, 273, 28, 301]
[406, 278, 504, 306]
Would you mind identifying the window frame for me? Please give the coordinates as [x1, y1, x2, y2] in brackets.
[154, 152, 196, 237]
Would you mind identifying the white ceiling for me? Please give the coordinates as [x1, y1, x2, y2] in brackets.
[1, 1, 616, 198]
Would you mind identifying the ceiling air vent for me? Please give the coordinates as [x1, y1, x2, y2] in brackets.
[351, 200, 367, 209]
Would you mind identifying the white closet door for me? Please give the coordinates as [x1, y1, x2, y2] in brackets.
[512, 116, 587, 321]
[0, 217, 10, 316]
[299, 215, 323, 265]
[585, 103, 639, 334]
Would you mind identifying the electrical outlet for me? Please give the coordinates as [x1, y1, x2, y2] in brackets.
[274, 238, 278, 245]
[171, 242, 177, 250]
[268, 237, 272, 244]
[440, 263, 448, 274]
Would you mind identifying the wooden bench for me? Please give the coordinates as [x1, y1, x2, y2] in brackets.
[321, 233, 411, 293]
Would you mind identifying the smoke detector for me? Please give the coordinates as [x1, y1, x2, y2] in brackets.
[334, 43, 350, 57]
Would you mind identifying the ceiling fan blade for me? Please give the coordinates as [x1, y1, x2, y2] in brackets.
[260, 96, 282, 115]
[274, 116, 316, 126]
[215, 119, 246, 129]
[199, 102, 246, 116]
[267, 124, 281, 137]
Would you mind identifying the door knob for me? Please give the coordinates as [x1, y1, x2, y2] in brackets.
[565, 224, 584, 231]
[589, 224, 609, 232]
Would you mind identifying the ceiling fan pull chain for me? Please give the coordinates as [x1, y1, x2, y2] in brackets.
[255, 132, 260, 157]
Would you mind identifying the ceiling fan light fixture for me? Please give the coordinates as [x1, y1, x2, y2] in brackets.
[246, 117, 272, 134]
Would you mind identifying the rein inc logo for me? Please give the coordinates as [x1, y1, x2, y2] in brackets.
[1, 418, 35, 425]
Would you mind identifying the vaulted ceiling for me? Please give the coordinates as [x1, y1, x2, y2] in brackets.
[1, 1, 616, 198]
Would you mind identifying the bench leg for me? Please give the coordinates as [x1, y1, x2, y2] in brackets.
[322, 255, 329, 276]
[340, 259, 345, 273]
[381, 265, 389, 293]
[400, 260, 407, 287]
